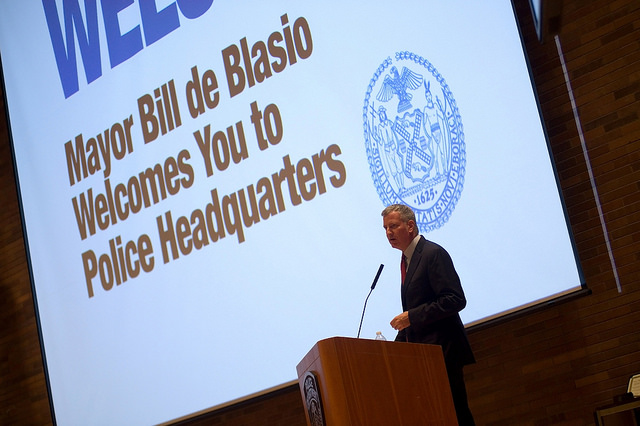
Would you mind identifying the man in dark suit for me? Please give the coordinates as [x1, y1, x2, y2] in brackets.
[382, 203, 475, 425]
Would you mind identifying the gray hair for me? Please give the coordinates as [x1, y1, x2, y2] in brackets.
[381, 204, 416, 224]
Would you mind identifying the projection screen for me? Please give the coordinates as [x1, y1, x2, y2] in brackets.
[0, 1, 584, 424]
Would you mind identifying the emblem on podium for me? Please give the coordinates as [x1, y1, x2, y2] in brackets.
[303, 371, 326, 426]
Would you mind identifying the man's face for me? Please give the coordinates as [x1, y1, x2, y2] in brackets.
[383, 211, 416, 251]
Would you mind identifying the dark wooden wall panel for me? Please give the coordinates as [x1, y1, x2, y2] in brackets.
[1, 0, 639, 424]
[0, 91, 53, 424]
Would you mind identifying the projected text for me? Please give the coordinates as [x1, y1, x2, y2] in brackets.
[58, 13, 348, 298]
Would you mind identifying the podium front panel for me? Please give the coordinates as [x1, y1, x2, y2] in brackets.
[296, 337, 457, 426]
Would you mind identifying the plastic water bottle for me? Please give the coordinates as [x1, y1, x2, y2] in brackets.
[375, 331, 387, 341]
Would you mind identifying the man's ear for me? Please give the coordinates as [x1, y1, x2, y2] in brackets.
[408, 220, 417, 235]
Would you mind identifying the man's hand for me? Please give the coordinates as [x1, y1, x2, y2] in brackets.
[390, 311, 410, 331]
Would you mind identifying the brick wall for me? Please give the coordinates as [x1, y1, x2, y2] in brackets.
[1, 0, 639, 424]
[462, 0, 640, 424]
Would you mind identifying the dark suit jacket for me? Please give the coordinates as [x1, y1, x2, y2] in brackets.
[395, 236, 475, 367]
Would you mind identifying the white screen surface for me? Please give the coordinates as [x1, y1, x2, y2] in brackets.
[0, 1, 583, 424]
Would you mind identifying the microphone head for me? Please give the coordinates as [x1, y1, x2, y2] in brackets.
[371, 264, 384, 289]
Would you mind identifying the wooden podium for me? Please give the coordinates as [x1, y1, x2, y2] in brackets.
[296, 337, 457, 426]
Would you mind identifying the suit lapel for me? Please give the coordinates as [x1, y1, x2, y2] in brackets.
[401, 236, 425, 302]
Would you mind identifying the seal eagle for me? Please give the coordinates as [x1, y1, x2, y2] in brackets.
[376, 66, 423, 113]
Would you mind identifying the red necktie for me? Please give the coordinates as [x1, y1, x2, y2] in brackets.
[401, 254, 407, 284]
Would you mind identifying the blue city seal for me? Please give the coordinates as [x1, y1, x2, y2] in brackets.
[363, 51, 466, 233]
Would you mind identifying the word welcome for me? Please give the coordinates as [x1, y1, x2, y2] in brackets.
[42, 0, 214, 98]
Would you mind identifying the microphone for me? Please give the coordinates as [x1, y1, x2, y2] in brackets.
[357, 264, 384, 338]
[370, 263, 384, 290]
